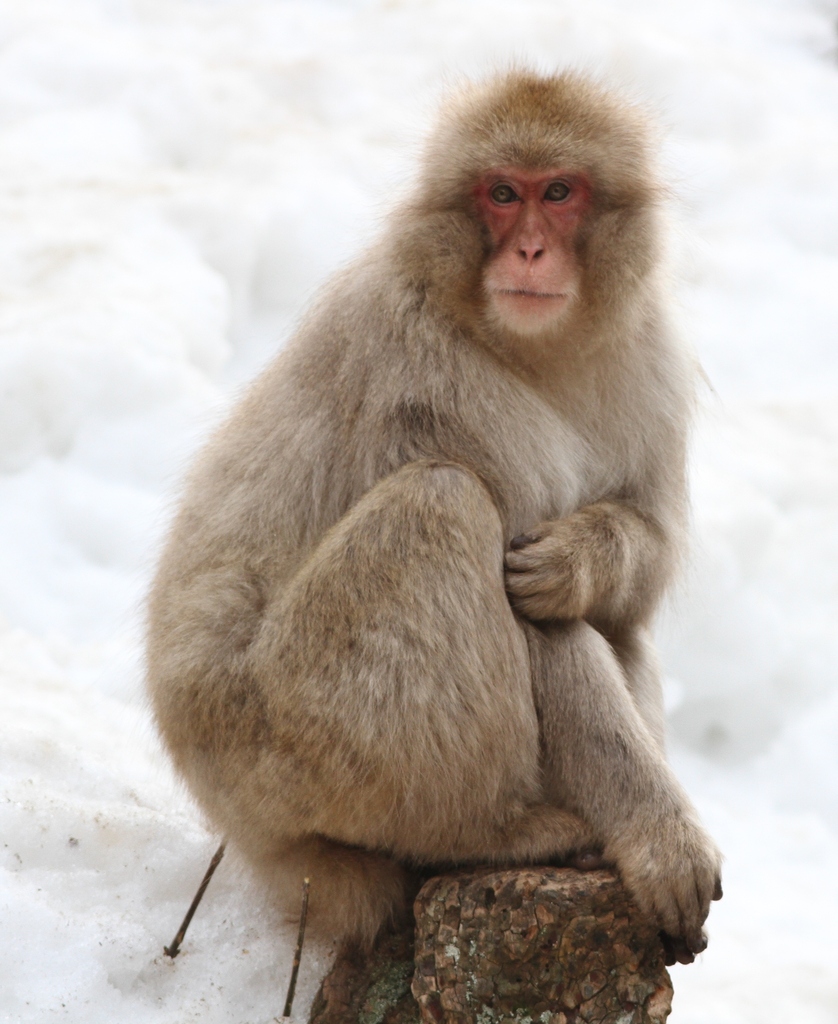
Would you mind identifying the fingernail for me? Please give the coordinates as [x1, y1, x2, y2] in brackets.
[713, 878, 723, 901]
[510, 534, 535, 550]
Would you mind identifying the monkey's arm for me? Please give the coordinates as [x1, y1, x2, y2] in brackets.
[503, 499, 674, 630]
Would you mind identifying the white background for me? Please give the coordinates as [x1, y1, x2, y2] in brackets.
[1, 1, 837, 1021]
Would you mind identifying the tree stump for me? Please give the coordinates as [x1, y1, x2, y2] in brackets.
[310, 867, 672, 1024]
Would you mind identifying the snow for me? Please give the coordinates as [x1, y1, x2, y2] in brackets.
[1, 1, 837, 1021]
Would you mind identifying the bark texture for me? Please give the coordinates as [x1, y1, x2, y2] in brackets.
[310, 867, 672, 1024]
[310, 925, 420, 1024]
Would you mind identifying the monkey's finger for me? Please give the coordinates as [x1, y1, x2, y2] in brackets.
[679, 906, 708, 956]
[504, 568, 551, 593]
[659, 929, 696, 965]
[674, 938, 697, 965]
[505, 585, 554, 615]
[504, 549, 541, 572]
[649, 887, 682, 943]
[505, 592, 557, 624]
[694, 865, 721, 928]
[505, 537, 566, 575]
[509, 533, 538, 550]
[677, 878, 710, 955]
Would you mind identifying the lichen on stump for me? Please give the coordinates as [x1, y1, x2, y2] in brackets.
[310, 924, 420, 1024]
[309, 866, 672, 1024]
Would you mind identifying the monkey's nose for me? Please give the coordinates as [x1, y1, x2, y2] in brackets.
[519, 244, 544, 262]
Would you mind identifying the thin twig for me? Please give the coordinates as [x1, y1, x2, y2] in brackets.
[281, 877, 311, 1019]
[164, 842, 226, 958]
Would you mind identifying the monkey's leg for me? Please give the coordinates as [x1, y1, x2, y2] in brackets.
[241, 461, 593, 944]
[526, 619, 722, 955]
[253, 836, 417, 952]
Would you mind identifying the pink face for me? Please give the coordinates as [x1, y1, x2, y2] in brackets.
[475, 168, 590, 335]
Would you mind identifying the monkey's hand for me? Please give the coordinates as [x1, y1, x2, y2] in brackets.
[504, 517, 594, 621]
[606, 813, 723, 965]
[504, 501, 667, 625]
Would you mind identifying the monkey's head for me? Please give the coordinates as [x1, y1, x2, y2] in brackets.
[407, 70, 663, 354]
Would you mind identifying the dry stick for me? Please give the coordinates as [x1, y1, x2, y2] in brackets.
[164, 842, 227, 958]
[280, 877, 311, 1020]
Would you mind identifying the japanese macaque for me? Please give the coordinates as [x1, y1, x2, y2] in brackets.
[147, 70, 722, 965]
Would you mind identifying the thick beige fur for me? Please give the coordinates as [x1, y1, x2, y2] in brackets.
[147, 70, 721, 956]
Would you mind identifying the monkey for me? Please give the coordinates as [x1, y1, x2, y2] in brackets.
[146, 69, 722, 966]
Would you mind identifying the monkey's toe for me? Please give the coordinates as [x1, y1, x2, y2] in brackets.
[569, 849, 606, 871]
[659, 931, 697, 966]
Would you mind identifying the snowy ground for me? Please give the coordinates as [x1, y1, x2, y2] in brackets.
[1, 1, 837, 1021]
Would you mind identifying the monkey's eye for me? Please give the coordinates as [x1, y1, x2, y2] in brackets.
[490, 183, 519, 205]
[544, 180, 571, 202]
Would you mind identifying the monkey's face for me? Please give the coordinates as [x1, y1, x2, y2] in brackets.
[476, 168, 588, 339]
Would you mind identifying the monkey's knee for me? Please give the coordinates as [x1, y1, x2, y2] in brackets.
[342, 459, 505, 575]
[385, 460, 501, 535]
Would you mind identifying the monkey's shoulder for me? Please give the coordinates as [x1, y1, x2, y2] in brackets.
[178, 268, 691, 562]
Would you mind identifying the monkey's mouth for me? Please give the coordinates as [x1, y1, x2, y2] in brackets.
[488, 288, 573, 333]
[496, 289, 566, 299]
